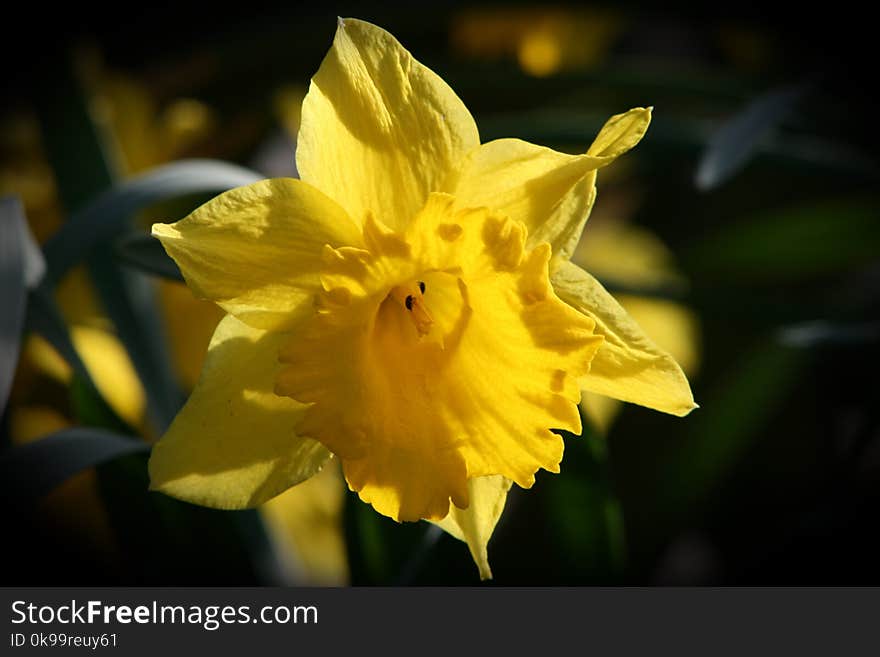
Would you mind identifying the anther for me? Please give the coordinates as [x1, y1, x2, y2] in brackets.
[389, 281, 434, 336]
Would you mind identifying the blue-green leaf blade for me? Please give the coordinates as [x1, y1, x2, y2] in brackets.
[0, 428, 148, 505]
[43, 159, 263, 283]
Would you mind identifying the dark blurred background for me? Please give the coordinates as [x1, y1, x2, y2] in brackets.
[2, 1, 878, 585]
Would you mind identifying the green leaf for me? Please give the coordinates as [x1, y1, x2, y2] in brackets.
[114, 231, 183, 282]
[69, 374, 133, 434]
[544, 418, 627, 581]
[342, 490, 445, 585]
[684, 198, 880, 282]
[343, 491, 393, 584]
[0, 428, 147, 505]
[85, 259, 184, 430]
[695, 84, 808, 190]
[42, 160, 263, 284]
[660, 339, 805, 517]
[778, 320, 880, 348]
[97, 453, 268, 584]
[0, 197, 34, 415]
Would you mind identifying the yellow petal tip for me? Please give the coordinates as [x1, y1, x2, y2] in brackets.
[675, 400, 699, 417]
[150, 223, 176, 240]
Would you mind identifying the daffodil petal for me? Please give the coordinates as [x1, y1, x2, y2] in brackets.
[614, 294, 701, 378]
[580, 296, 701, 432]
[149, 313, 331, 509]
[552, 261, 697, 416]
[587, 107, 652, 160]
[433, 475, 512, 580]
[447, 139, 598, 266]
[297, 18, 480, 232]
[152, 178, 362, 332]
[446, 108, 650, 268]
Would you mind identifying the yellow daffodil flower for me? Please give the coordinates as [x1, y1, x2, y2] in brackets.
[149, 18, 696, 579]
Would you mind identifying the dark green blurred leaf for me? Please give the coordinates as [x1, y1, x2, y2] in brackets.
[543, 419, 626, 581]
[778, 320, 880, 348]
[0, 428, 147, 505]
[342, 490, 453, 585]
[115, 232, 183, 282]
[684, 198, 880, 281]
[392, 525, 444, 585]
[42, 160, 263, 284]
[69, 374, 134, 435]
[660, 339, 805, 516]
[343, 491, 393, 584]
[97, 453, 267, 584]
[695, 84, 808, 191]
[86, 260, 184, 430]
[1, 197, 32, 415]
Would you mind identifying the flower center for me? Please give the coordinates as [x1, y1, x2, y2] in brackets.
[389, 280, 433, 336]
[274, 193, 604, 523]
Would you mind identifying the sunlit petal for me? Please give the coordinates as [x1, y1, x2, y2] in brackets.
[434, 475, 512, 580]
[297, 18, 480, 231]
[447, 108, 650, 268]
[552, 261, 696, 416]
[153, 179, 362, 332]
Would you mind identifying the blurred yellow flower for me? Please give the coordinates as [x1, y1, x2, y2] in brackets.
[150, 18, 695, 579]
[451, 6, 623, 77]
[260, 463, 348, 585]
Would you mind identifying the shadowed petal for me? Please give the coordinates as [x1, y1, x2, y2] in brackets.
[149, 314, 331, 508]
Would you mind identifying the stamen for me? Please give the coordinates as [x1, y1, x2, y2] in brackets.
[390, 281, 434, 336]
